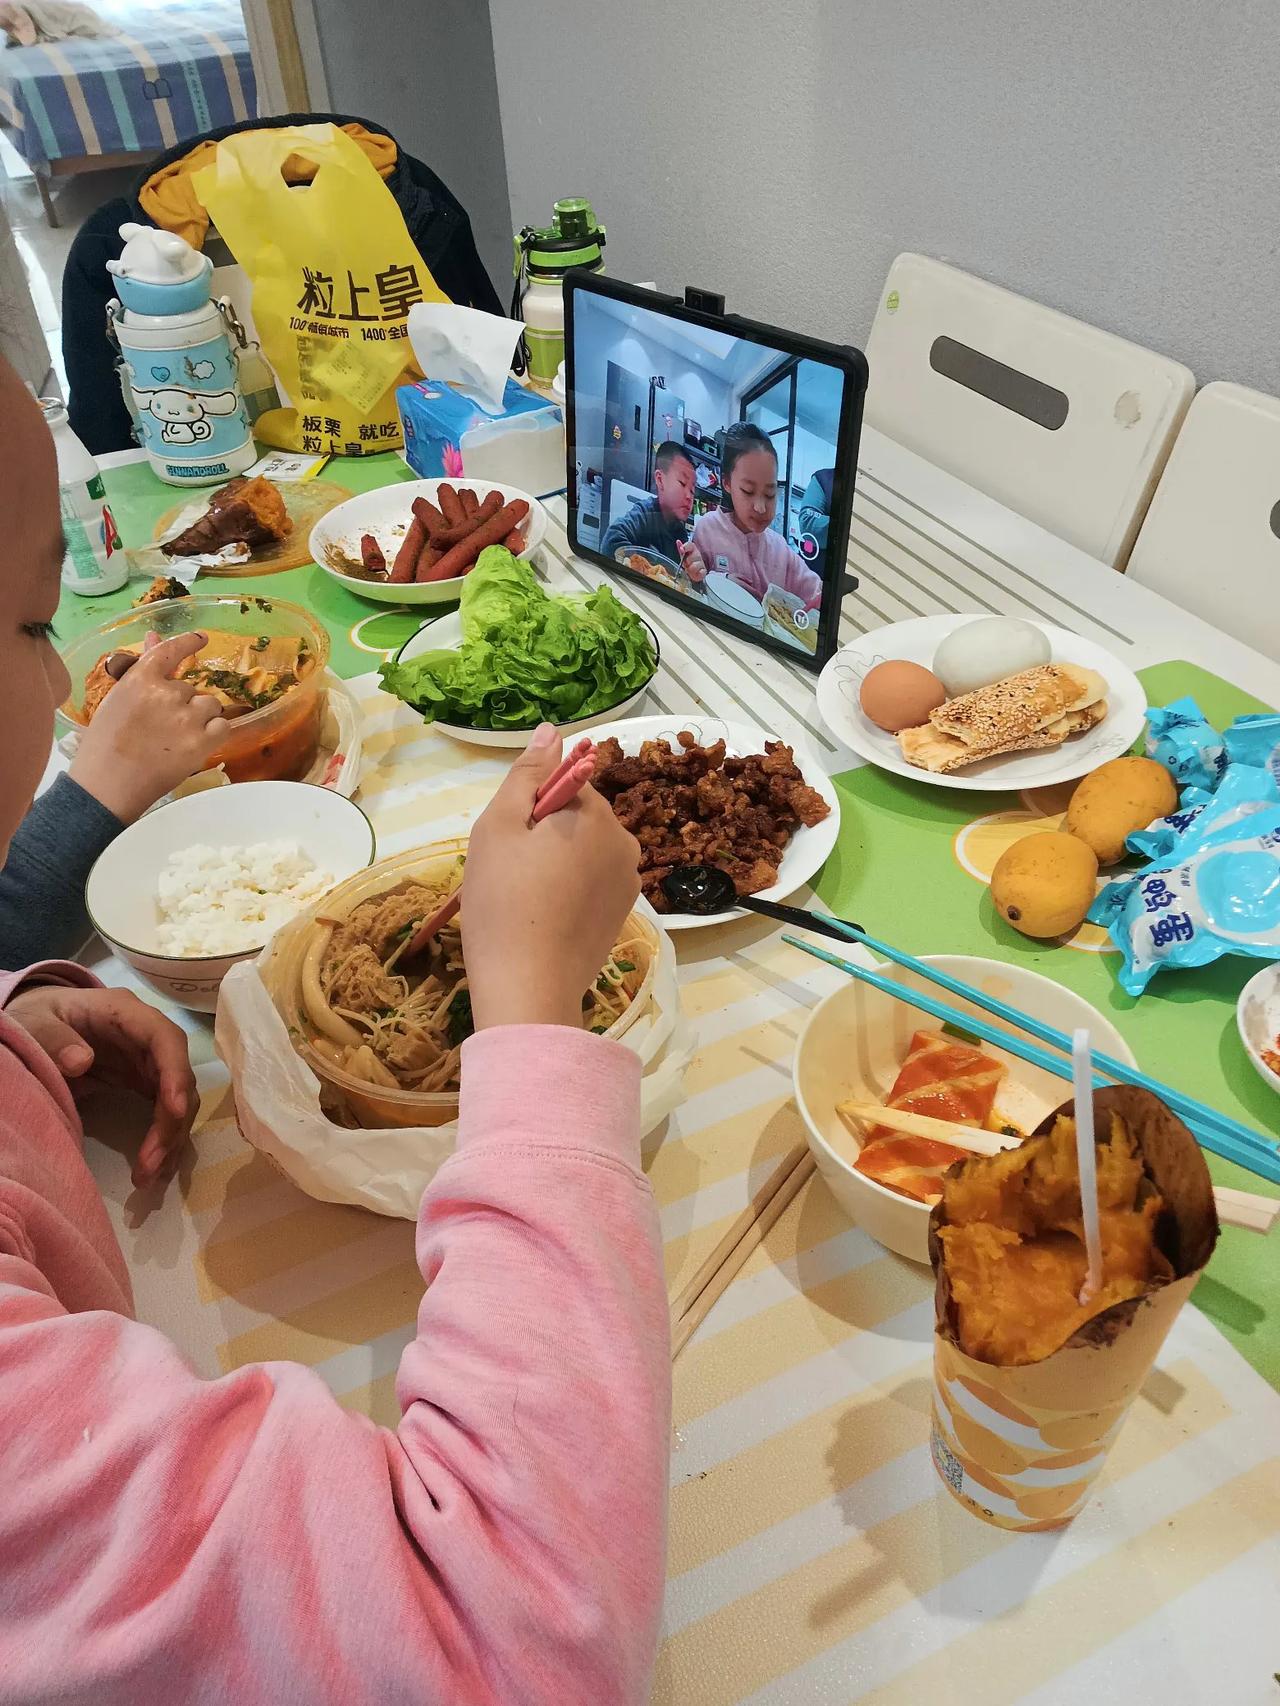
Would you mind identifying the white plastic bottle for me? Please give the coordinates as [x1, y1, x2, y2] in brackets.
[41, 398, 127, 596]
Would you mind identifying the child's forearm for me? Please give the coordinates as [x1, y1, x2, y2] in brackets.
[399, 1025, 669, 1701]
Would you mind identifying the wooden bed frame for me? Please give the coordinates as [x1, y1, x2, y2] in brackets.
[29, 148, 154, 229]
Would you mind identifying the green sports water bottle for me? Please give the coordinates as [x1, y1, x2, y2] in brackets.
[511, 197, 606, 384]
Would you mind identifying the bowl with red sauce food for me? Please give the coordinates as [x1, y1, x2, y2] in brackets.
[793, 955, 1136, 1264]
[55, 594, 331, 786]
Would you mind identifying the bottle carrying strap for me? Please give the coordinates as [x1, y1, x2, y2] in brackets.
[216, 296, 251, 350]
[510, 229, 532, 376]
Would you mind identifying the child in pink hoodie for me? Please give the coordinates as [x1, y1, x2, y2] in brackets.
[683, 422, 823, 610]
[0, 357, 670, 1705]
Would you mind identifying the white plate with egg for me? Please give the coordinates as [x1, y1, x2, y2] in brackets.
[816, 614, 1146, 791]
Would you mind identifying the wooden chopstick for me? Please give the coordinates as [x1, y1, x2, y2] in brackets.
[1214, 1186, 1280, 1234]
[671, 1151, 816, 1362]
[835, 1100, 1013, 1156]
[783, 934, 1280, 1188]
[670, 1140, 810, 1325]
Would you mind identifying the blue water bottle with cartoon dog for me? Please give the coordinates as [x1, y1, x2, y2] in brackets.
[107, 222, 256, 487]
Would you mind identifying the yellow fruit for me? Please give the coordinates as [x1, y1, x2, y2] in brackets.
[990, 831, 1099, 939]
[1065, 756, 1178, 866]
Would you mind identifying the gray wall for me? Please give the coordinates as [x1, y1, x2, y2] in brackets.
[489, 0, 1280, 393]
[311, 0, 512, 302]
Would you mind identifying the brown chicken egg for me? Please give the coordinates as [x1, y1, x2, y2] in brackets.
[859, 660, 947, 733]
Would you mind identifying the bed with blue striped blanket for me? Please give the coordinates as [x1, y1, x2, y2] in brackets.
[0, 0, 256, 171]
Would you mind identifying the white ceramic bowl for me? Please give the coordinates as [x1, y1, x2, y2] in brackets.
[793, 954, 1137, 1264]
[390, 611, 659, 747]
[309, 477, 548, 607]
[85, 782, 376, 1012]
[1236, 964, 1280, 1095]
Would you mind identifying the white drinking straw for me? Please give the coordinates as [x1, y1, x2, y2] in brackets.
[1073, 1028, 1103, 1304]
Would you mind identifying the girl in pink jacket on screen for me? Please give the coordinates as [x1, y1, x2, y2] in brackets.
[682, 421, 823, 610]
[0, 355, 669, 1706]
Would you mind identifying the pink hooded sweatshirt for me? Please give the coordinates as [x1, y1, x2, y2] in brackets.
[690, 506, 823, 610]
[0, 962, 670, 1706]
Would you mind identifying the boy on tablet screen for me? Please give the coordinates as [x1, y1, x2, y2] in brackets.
[601, 441, 696, 564]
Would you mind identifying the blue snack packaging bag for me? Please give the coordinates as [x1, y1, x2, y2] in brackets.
[1125, 789, 1215, 863]
[1144, 697, 1226, 791]
[1223, 714, 1280, 785]
[1091, 764, 1280, 994]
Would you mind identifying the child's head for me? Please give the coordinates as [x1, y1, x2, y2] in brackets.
[719, 423, 778, 535]
[0, 356, 71, 859]
[652, 441, 695, 523]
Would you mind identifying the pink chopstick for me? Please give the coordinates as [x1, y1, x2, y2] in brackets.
[530, 754, 596, 822]
[539, 736, 594, 797]
[403, 739, 598, 955]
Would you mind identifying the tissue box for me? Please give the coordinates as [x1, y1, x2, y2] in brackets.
[396, 378, 565, 498]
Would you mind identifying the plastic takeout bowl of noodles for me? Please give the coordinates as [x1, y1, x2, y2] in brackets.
[793, 955, 1136, 1265]
[263, 838, 661, 1130]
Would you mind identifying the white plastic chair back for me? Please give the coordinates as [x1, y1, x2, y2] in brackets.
[864, 254, 1194, 568]
[1127, 382, 1280, 661]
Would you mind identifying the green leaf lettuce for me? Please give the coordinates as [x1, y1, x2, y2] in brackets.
[379, 547, 657, 730]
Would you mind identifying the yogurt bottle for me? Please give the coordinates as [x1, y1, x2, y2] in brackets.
[41, 398, 127, 596]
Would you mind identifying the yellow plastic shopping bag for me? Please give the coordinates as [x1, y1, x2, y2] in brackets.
[194, 123, 449, 454]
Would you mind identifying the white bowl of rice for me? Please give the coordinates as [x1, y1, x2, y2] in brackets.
[85, 781, 376, 1011]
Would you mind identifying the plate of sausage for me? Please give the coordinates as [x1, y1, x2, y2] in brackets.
[309, 478, 548, 606]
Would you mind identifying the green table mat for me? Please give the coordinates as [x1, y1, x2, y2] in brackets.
[58, 451, 430, 678]
[815, 660, 1280, 1387]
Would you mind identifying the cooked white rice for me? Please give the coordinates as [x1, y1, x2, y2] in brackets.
[156, 840, 333, 958]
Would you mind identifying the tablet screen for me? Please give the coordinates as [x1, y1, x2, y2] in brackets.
[567, 285, 858, 664]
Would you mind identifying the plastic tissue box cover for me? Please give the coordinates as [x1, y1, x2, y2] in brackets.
[396, 377, 564, 497]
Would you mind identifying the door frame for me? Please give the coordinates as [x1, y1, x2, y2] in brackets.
[240, 0, 330, 115]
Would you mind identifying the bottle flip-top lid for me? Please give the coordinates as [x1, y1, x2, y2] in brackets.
[516, 197, 605, 278]
[108, 222, 211, 288]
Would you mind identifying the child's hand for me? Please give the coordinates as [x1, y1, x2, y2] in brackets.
[7, 984, 197, 1185]
[677, 539, 707, 582]
[68, 631, 225, 824]
[463, 725, 641, 1031]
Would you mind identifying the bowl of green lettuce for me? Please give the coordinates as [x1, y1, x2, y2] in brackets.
[379, 546, 659, 747]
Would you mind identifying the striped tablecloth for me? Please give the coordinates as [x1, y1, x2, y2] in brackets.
[80, 438, 1280, 1703]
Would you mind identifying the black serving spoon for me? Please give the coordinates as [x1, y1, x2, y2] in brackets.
[659, 865, 862, 944]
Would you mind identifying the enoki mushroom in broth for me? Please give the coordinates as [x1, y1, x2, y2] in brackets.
[300, 871, 649, 1096]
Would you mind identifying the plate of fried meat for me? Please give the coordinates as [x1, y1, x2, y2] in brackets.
[588, 716, 840, 928]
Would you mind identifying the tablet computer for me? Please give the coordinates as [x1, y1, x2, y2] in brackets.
[563, 274, 866, 670]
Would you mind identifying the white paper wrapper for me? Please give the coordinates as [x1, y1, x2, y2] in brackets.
[214, 923, 691, 1219]
[127, 502, 253, 578]
[405, 302, 524, 413]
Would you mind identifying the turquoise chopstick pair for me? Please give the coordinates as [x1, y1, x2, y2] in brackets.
[782, 920, 1280, 1189]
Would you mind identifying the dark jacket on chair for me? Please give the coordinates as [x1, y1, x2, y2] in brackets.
[62, 111, 503, 455]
